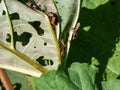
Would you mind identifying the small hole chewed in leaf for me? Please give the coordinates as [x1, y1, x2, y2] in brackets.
[34, 46, 36, 48]
[6, 34, 11, 42]
[9, 13, 20, 20]
[14, 32, 32, 46]
[36, 56, 54, 66]
[13, 83, 22, 90]
[44, 42, 47, 46]
[55, 1, 58, 4]
[28, 21, 44, 36]
[44, 59, 54, 66]
[2, 10, 6, 15]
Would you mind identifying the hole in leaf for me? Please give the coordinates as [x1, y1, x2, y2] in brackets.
[44, 59, 54, 65]
[44, 42, 47, 46]
[2, 10, 6, 15]
[6, 34, 11, 42]
[13, 83, 22, 90]
[14, 32, 32, 46]
[9, 13, 20, 20]
[34, 46, 36, 48]
[55, 1, 58, 4]
[36, 56, 54, 66]
[28, 21, 44, 36]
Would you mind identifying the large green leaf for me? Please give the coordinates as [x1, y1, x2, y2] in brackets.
[82, 0, 109, 9]
[102, 79, 120, 90]
[105, 41, 120, 79]
[6, 70, 33, 90]
[0, 0, 61, 77]
[36, 70, 79, 90]
[35, 63, 98, 90]
[68, 63, 98, 90]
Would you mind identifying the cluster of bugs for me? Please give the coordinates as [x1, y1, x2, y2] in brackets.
[60, 22, 80, 56]
[25, 0, 59, 30]
[46, 12, 59, 30]
[25, 0, 80, 56]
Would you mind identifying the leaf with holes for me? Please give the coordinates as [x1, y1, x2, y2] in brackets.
[25, 0, 60, 39]
[0, 0, 61, 77]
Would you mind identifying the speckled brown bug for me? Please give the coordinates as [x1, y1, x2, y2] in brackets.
[25, 1, 40, 10]
[60, 39, 66, 56]
[46, 12, 59, 31]
[43, 11, 60, 38]
[72, 22, 80, 40]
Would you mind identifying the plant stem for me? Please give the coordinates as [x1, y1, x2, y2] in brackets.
[0, 68, 14, 90]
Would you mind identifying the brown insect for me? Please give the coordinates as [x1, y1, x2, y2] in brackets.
[72, 22, 80, 40]
[46, 12, 59, 29]
[60, 39, 66, 56]
[25, 1, 40, 10]
[45, 12, 59, 37]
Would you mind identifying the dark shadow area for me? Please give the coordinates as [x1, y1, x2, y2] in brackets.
[6, 32, 32, 46]
[13, 83, 22, 90]
[67, 0, 120, 89]
[0, 80, 5, 90]
[28, 21, 44, 36]
[36, 56, 54, 66]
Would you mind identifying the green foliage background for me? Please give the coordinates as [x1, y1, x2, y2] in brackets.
[4, 0, 120, 90]
[68, 0, 120, 80]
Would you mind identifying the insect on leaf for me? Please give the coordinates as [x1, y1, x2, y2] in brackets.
[0, 0, 61, 77]
[54, 0, 81, 64]
[54, 0, 80, 33]
[33, 0, 60, 39]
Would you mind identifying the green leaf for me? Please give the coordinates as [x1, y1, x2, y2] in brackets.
[36, 69, 79, 90]
[105, 41, 120, 78]
[6, 70, 33, 90]
[82, 0, 109, 9]
[0, 0, 61, 77]
[68, 63, 98, 90]
[102, 79, 120, 90]
[35, 63, 98, 90]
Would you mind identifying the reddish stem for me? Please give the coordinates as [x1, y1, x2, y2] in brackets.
[0, 68, 14, 90]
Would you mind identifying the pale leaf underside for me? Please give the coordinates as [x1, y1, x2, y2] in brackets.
[0, 0, 61, 77]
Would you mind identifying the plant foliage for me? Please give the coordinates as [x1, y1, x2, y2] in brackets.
[0, 0, 120, 90]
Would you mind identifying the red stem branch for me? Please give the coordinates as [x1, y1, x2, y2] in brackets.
[0, 68, 14, 90]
